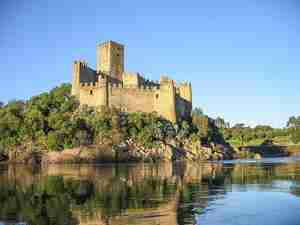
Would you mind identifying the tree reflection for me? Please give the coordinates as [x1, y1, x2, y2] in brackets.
[0, 160, 299, 225]
[0, 179, 79, 225]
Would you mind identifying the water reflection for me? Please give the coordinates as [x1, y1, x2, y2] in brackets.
[0, 158, 300, 225]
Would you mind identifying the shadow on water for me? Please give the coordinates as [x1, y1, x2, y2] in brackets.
[0, 157, 300, 225]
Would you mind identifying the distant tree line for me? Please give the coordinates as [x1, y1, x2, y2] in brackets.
[207, 115, 300, 147]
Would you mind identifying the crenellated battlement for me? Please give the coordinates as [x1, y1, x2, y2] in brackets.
[139, 85, 159, 92]
[72, 40, 192, 123]
[74, 60, 89, 68]
[143, 78, 160, 86]
[109, 83, 159, 92]
[177, 81, 191, 87]
[78, 81, 161, 91]
[110, 83, 121, 88]
[80, 82, 98, 87]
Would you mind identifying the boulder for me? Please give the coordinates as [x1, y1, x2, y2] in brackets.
[254, 153, 262, 160]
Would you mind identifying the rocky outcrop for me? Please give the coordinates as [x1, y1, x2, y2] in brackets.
[6, 139, 236, 164]
[39, 140, 235, 164]
[0, 153, 8, 162]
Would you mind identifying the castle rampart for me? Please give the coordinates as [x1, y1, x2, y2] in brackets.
[72, 41, 192, 123]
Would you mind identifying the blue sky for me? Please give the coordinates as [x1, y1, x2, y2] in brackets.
[1, 0, 299, 128]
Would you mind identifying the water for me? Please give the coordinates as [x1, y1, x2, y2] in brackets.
[0, 157, 300, 225]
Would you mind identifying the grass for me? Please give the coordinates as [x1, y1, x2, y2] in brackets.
[227, 138, 265, 148]
[272, 136, 294, 145]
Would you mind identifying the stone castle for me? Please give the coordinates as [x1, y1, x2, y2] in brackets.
[71, 40, 192, 123]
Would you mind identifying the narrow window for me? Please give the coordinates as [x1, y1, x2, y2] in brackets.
[90, 90, 93, 95]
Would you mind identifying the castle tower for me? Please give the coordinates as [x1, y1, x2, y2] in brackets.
[96, 41, 124, 81]
[97, 74, 109, 107]
[71, 60, 97, 97]
[71, 61, 80, 97]
[72, 60, 89, 97]
[178, 82, 192, 104]
[156, 75, 177, 123]
[177, 82, 193, 119]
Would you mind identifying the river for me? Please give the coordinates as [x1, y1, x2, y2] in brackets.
[0, 157, 300, 225]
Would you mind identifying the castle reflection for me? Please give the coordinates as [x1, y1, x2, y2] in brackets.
[0, 159, 299, 225]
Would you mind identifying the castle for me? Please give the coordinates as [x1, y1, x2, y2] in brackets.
[71, 41, 192, 123]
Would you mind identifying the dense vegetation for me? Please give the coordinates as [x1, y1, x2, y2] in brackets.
[212, 117, 300, 147]
[286, 116, 300, 144]
[222, 124, 289, 147]
[1, 83, 299, 161]
[0, 84, 223, 159]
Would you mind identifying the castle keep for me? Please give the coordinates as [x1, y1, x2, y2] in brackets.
[72, 41, 192, 123]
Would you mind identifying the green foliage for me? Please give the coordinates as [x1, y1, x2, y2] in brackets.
[287, 116, 300, 144]
[191, 108, 225, 145]
[214, 117, 228, 129]
[125, 111, 175, 148]
[191, 110, 209, 138]
[223, 123, 290, 147]
[0, 100, 25, 152]
[0, 84, 79, 153]
[47, 131, 63, 151]
[290, 130, 300, 144]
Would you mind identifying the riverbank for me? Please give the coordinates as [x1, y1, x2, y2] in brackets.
[239, 144, 300, 158]
[286, 145, 300, 156]
[4, 141, 300, 165]
[5, 141, 237, 164]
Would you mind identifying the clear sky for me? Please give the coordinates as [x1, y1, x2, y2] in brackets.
[1, 0, 299, 128]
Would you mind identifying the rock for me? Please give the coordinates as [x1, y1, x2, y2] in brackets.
[211, 152, 219, 161]
[0, 153, 8, 162]
[163, 145, 173, 161]
[254, 153, 262, 160]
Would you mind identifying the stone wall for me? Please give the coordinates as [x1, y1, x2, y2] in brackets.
[156, 77, 177, 123]
[109, 85, 157, 113]
[73, 75, 190, 123]
[175, 82, 192, 120]
[79, 66, 97, 83]
[79, 83, 107, 107]
[123, 72, 141, 88]
[177, 82, 192, 103]
[175, 95, 192, 120]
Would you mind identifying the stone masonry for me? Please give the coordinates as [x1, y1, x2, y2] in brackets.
[72, 40, 192, 123]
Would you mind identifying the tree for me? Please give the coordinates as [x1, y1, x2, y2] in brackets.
[47, 131, 64, 151]
[233, 123, 245, 129]
[192, 113, 209, 138]
[287, 116, 300, 129]
[287, 116, 300, 144]
[0, 100, 25, 153]
[192, 107, 204, 116]
[214, 117, 226, 129]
